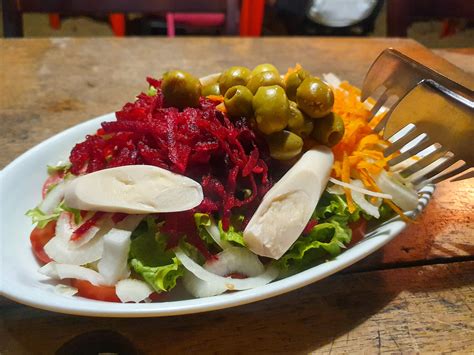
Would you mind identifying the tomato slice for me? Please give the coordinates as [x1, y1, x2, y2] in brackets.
[42, 174, 64, 198]
[71, 279, 163, 303]
[30, 221, 56, 264]
[71, 279, 121, 303]
[348, 218, 367, 247]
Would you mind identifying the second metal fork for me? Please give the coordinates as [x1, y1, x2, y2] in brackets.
[361, 49, 474, 187]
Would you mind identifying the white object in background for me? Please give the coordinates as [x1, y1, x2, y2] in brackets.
[307, 0, 378, 27]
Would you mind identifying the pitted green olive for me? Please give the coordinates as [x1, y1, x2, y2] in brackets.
[202, 82, 221, 96]
[253, 85, 290, 135]
[265, 130, 304, 160]
[287, 101, 314, 137]
[162, 70, 202, 109]
[251, 63, 279, 77]
[218, 66, 251, 95]
[296, 77, 334, 118]
[285, 68, 310, 101]
[247, 71, 284, 94]
[311, 112, 345, 147]
[224, 85, 253, 118]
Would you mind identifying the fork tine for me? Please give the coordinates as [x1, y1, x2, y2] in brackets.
[450, 169, 474, 182]
[387, 136, 432, 167]
[399, 147, 447, 178]
[430, 162, 469, 184]
[367, 90, 389, 122]
[411, 153, 456, 186]
[383, 126, 418, 157]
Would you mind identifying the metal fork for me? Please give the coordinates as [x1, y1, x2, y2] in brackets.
[361, 49, 474, 187]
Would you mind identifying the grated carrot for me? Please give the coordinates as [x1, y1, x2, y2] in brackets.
[384, 199, 418, 224]
[327, 78, 414, 221]
[216, 102, 227, 113]
[283, 63, 302, 82]
[207, 95, 225, 103]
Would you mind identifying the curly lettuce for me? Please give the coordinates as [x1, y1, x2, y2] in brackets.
[26, 201, 81, 229]
[276, 192, 361, 274]
[129, 217, 184, 292]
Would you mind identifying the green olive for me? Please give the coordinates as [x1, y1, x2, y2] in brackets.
[296, 77, 334, 119]
[265, 130, 304, 160]
[311, 112, 345, 147]
[224, 85, 253, 118]
[253, 85, 290, 135]
[251, 63, 279, 77]
[285, 69, 310, 101]
[287, 101, 314, 137]
[218, 66, 251, 95]
[202, 82, 221, 96]
[247, 71, 285, 94]
[162, 70, 202, 109]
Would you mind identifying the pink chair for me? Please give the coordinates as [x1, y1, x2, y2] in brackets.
[166, 12, 226, 37]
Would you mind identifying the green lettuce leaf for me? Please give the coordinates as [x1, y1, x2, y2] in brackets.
[218, 215, 246, 246]
[130, 258, 183, 292]
[147, 86, 158, 96]
[193, 213, 215, 246]
[47, 162, 71, 175]
[25, 201, 81, 228]
[314, 192, 362, 224]
[277, 219, 352, 273]
[129, 217, 184, 292]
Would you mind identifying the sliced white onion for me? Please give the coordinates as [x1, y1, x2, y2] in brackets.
[39, 182, 66, 215]
[351, 180, 381, 218]
[205, 247, 265, 277]
[375, 170, 419, 211]
[39, 262, 105, 286]
[205, 218, 231, 250]
[70, 224, 102, 248]
[183, 246, 267, 298]
[115, 214, 144, 232]
[97, 228, 132, 286]
[54, 284, 78, 297]
[326, 184, 345, 195]
[115, 279, 153, 303]
[322, 72, 342, 88]
[44, 224, 105, 265]
[329, 177, 393, 199]
[176, 247, 278, 295]
[183, 272, 227, 298]
[54, 211, 109, 249]
[55, 212, 75, 242]
[199, 72, 221, 86]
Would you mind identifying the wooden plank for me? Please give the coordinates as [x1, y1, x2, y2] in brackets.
[1, 261, 473, 354]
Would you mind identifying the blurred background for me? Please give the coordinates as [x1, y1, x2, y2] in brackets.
[1, 0, 473, 47]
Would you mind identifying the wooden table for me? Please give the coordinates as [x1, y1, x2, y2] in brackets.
[1, 37, 473, 354]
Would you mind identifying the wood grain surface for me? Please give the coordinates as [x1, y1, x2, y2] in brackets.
[1, 262, 473, 354]
[1, 37, 473, 354]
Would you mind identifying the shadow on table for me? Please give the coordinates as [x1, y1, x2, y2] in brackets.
[3, 259, 472, 354]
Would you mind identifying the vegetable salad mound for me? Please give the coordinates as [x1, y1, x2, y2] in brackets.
[26, 63, 420, 303]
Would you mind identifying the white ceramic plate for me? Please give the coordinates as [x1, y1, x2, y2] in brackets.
[0, 113, 434, 317]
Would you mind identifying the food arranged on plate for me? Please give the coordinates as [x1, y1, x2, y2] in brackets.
[26, 63, 420, 303]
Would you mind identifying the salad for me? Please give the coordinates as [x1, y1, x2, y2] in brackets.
[26, 63, 420, 303]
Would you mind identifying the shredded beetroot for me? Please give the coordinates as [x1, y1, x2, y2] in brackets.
[71, 212, 105, 241]
[112, 213, 128, 224]
[69, 78, 273, 257]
